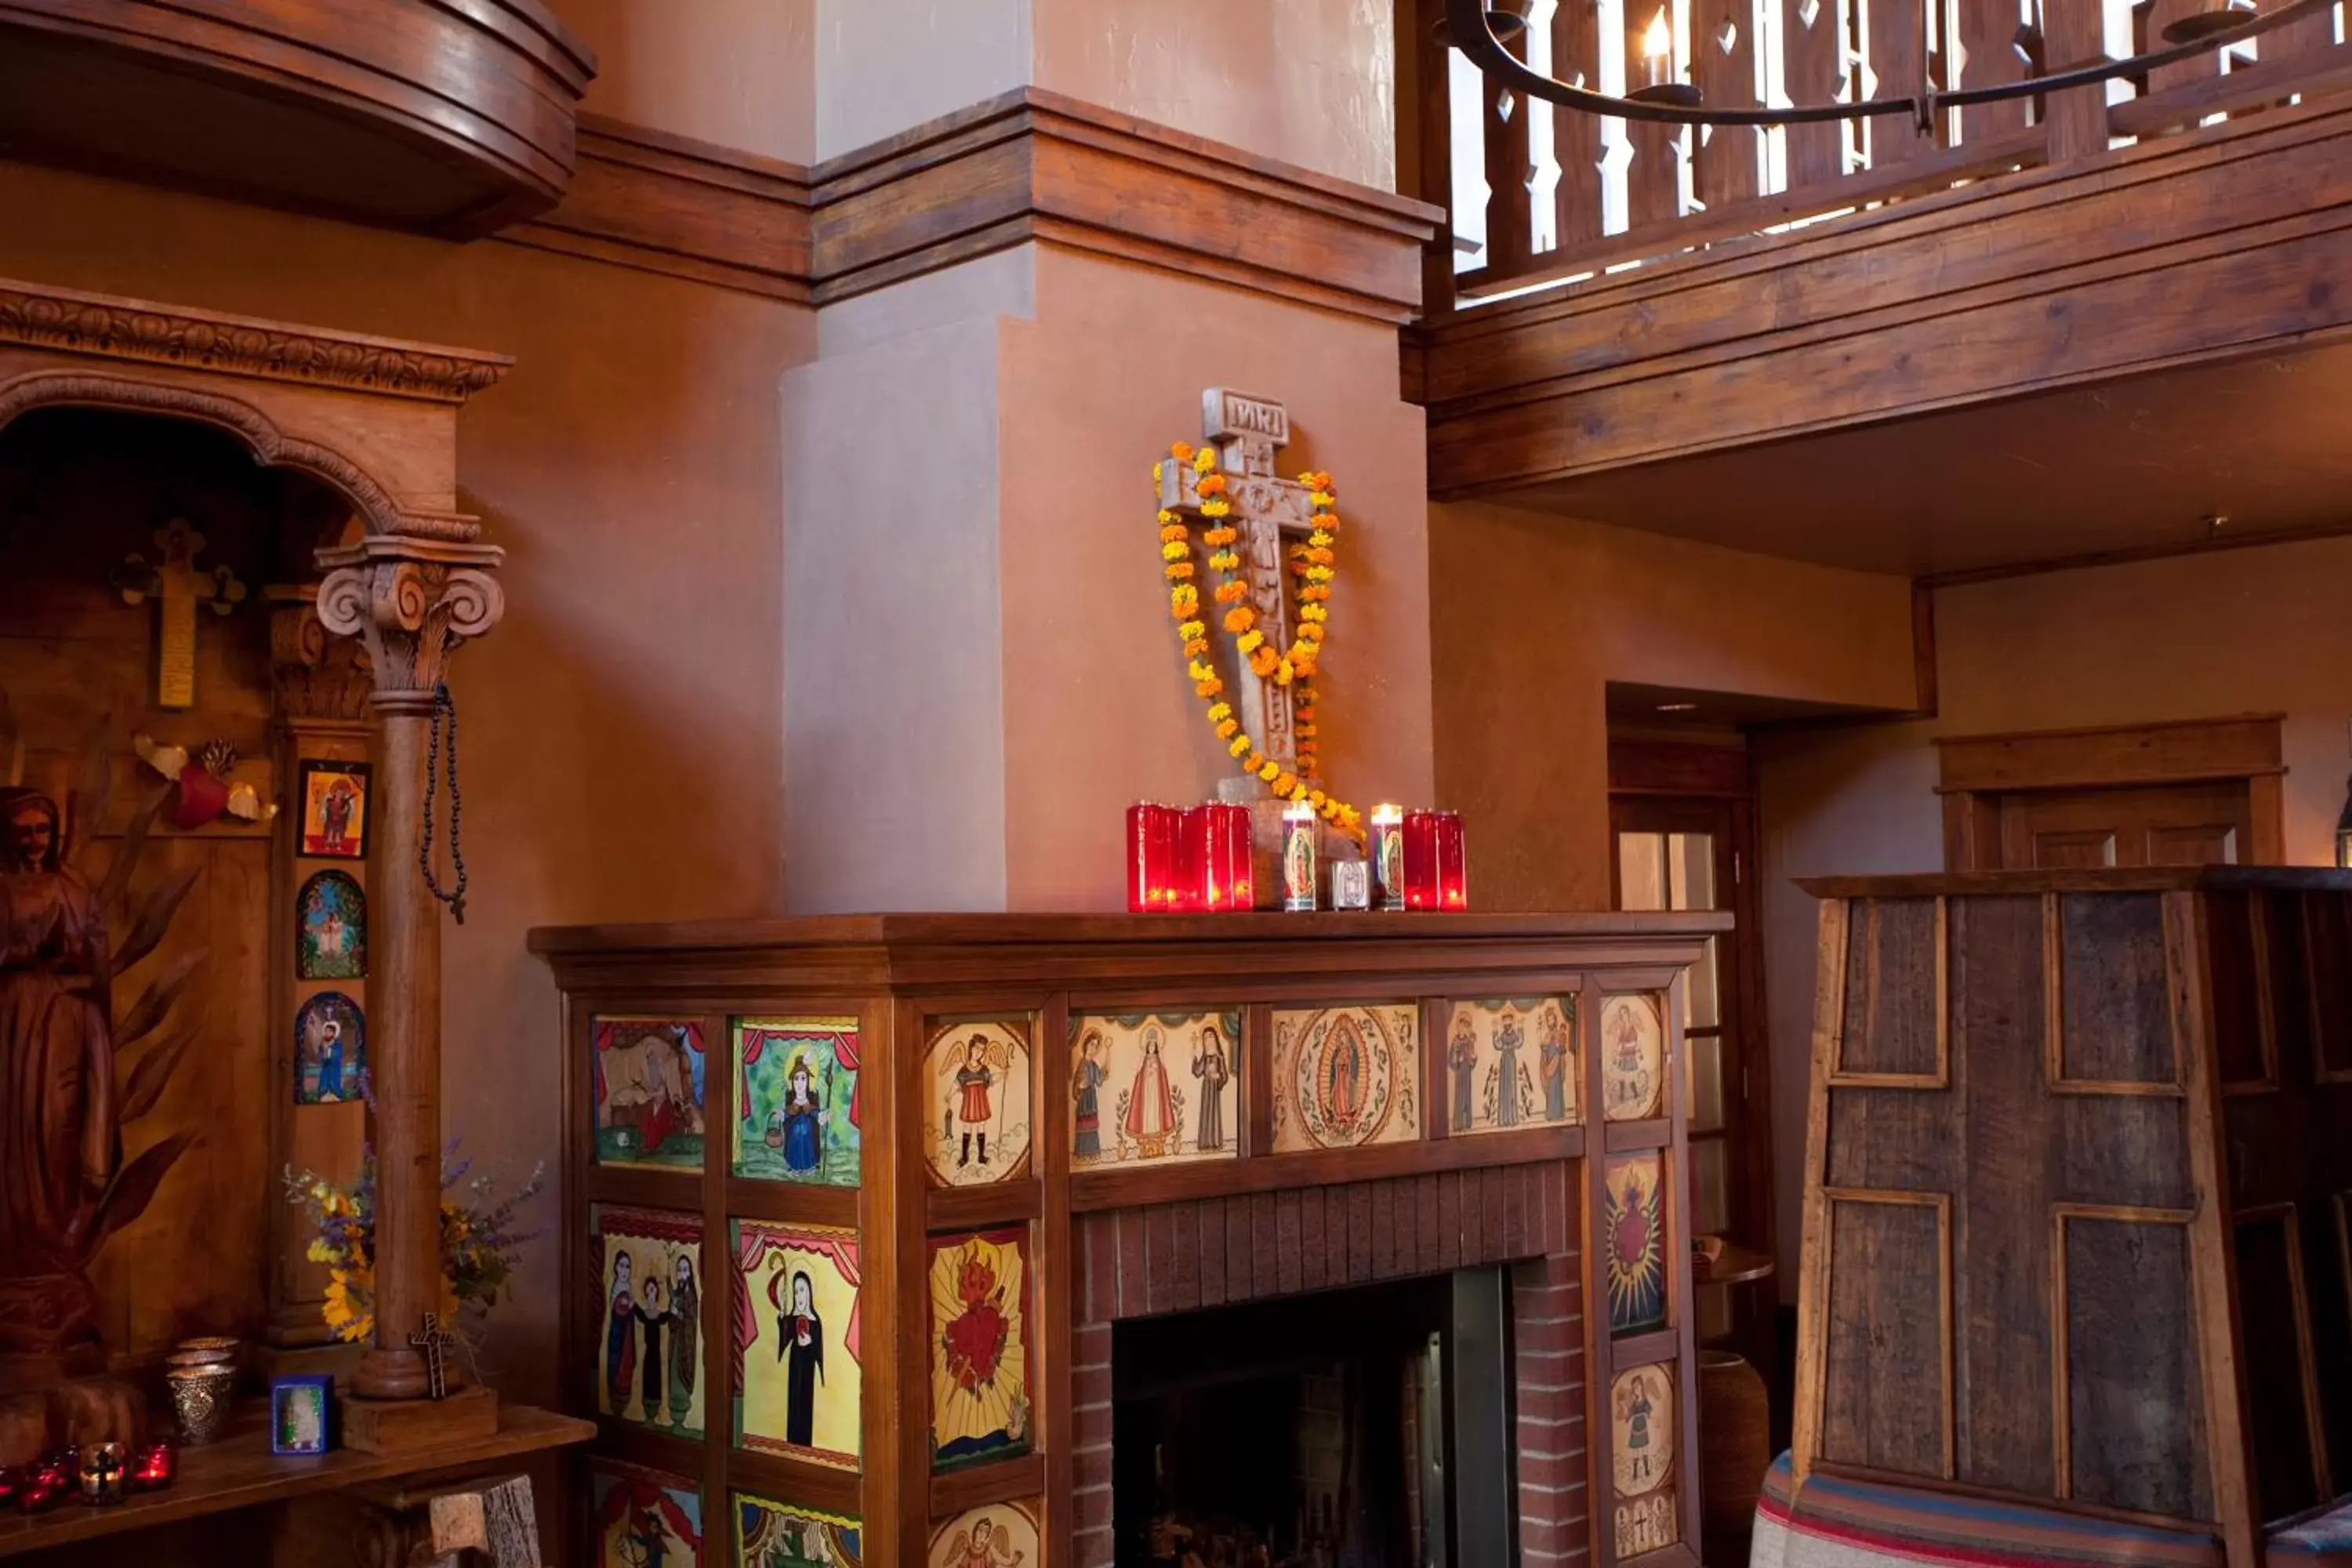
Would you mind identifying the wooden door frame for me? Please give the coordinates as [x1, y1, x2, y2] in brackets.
[1937, 714, 2287, 870]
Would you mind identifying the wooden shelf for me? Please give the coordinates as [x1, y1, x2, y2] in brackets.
[0, 1401, 592, 1557]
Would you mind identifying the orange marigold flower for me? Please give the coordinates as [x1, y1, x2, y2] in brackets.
[1161, 524, 1189, 544]
[1184, 638, 1210, 657]
[1215, 581, 1249, 604]
[1250, 650, 1279, 678]
[1197, 473, 1228, 496]
[1165, 563, 1194, 580]
[1195, 678, 1221, 698]
[1215, 718, 1239, 739]
[1274, 772, 1298, 795]
[1224, 607, 1254, 633]
[1171, 441, 1196, 462]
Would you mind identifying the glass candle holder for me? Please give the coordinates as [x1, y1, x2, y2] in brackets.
[1436, 811, 1468, 911]
[1172, 807, 1207, 913]
[1125, 804, 1180, 913]
[1218, 802, 1254, 910]
[1402, 810, 1442, 911]
[1371, 804, 1405, 911]
[18, 1456, 72, 1514]
[1281, 802, 1319, 912]
[129, 1440, 176, 1493]
[77, 1443, 126, 1508]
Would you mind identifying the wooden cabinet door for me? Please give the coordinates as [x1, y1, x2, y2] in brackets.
[1996, 780, 2254, 868]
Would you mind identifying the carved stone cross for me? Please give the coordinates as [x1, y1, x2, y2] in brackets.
[1158, 389, 1316, 772]
[408, 1312, 457, 1401]
[113, 519, 248, 710]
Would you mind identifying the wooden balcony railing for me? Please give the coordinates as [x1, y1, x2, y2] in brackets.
[1405, 0, 2352, 315]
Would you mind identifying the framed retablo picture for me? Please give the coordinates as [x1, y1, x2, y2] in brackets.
[733, 1017, 861, 1186]
[928, 1225, 1033, 1472]
[591, 1205, 706, 1441]
[922, 1018, 1033, 1186]
[595, 1017, 708, 1171]
[1269, 1004, 1421, 1152]
[1605, 1152, 1668, 1337]
[1601, 994, 1667, 1122]
[293, 990, 365, 1105]
[590, 1457, 703, 1568]
[269, 1374, 332, 1455]
[296, 758, 370, 859]
[928, 1501, 1040, 1568]
[734, 1219, 862, 1471]
[1443, 996, 1577, 1134]
[1610, 1363, 1678, 1559]
[294, 870, 366, 982]
[737, 1494, 860, 1566]
[1068, 1011, 1240, 1168]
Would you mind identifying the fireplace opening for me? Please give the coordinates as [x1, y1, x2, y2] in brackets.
[1112, 1270, 1515, 1567]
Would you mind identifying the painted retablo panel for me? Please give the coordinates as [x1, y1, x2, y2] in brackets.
[1605, 1152, 1668, 1338]
[590, 1457, 703, 1568]
[293, 990, 366, 1105]
[735, 1219, 862, 1471]
[1270, 1004, 1421, 1152]
[923, 1019, 1033, 1186]
[736, 1493, 859, 1566]
[1602, 994, 1667, 1122]
[1069, 1011, 1241, 1168]
[734, 1017, 861, 1186]
[1443, 996, 1577, 1134]
[294, 869, 366, 981]
[593, 1205, 706, 1440]
[1611, 1363, 1678, 1558]
[595, 1017, 707, 1171]
[929, 1225, 1033, 1472]
[928, 1501, 1041, 1568]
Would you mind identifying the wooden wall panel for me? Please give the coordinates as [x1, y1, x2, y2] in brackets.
[1836, 898, 1943, 1080]
[2234, 1210, 2323, 1520]
[2059, 894, 2176, 1086]
[2061, 1213, 2208, 1517]
[1820, 1194, 1948, 1477]
[2205, 894, 2273, 1087]
[2308, 893, 2352, 1079]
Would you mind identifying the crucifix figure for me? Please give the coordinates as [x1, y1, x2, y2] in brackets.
[408, 1312, 458, 1400]
[1158, 389, 1316, 775]
[113, 519, 248, 710]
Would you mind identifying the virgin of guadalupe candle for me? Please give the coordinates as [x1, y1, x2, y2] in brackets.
[1371, 805, 1405, 911]
[1281, 802, 1319, 913]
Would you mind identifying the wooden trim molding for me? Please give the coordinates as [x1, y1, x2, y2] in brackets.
[1935, 714, 2287, 796]
[503, 89, 1444, 325]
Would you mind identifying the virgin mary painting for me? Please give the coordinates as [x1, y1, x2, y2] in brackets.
[1123, 1027, 1178, 1159]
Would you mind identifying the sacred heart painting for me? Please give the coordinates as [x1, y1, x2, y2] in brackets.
[596, 1017, 708, 1171]
[294, 869, 366, 982]
[1605, 1152, 1668, 1338]
[734, 1219, 862, 1471]
[1269, 1004, 1421, 1152]
[589, 1457, 703, 1568]
[1443, 996, 1577, 1135]
[737, 1494, 860, 1566]
[292, 990, 366, 1105]
[296, 758, 370, 860]
[734, 1017, 861, 1187]
[922, 1018, 1033, 1187]
[928, 1226, 1033, 1473]
[1610, 1363, 1679, 1559]
[1602, 994, 1667, 1122]
[593, 1205, 707, 1442]
[1068, 1011, 1241, 1168]
[927, 1501, 1040, 1568]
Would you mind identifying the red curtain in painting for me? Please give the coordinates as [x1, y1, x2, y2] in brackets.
[593, 1470, 702, 1552]
[733, 1222, 862, 1367]
[737, 1025, 862, 1126]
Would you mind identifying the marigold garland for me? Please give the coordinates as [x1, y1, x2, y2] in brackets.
[1156, 442, 1365, 843]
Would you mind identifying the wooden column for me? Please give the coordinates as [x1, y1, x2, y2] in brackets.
[316, 532, 504, 1409]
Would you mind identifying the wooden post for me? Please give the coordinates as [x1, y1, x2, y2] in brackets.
[316, 532, 504, 1417]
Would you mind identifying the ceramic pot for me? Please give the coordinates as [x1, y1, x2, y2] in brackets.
[1698, 1350, 1770, 1541]
[165, 1368, 234, 1447]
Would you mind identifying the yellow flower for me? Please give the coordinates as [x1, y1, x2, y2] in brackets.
[1153, 463, 1165, 485]
[1171, 588, 1198, 614]
[1162, 540, 1189, 562]
[1192, 447, 1217, 474]
[1236, 630, 1265, 654]
[1258, 761, 1280, 783]
[1200, 499, 1232, 518]
[1207, 702, 1232, 723]
[1309, 489, 1334, 508]
[1229, 735, 1253, 758]
[1275, 658, 1294, 685]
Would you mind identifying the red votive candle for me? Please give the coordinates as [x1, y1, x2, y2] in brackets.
[129, 1441, 176, 1492]
[17, 1457, 71, 1514]
[1174, 807, 1207, 913]
[1402, 810, 1443, 911]
[1218, 803, 1254, 911]
[1436, 811, 1468, 911]
[1127, 804, 1181, 912]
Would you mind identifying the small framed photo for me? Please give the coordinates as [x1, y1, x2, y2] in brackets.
[298, 759, 372, 861]
[270, 1374, 335, 1456]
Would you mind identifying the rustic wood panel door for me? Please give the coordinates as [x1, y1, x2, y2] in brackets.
[1996, 780, 2256, 869]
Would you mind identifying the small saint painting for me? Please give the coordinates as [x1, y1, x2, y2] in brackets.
[590, 1458, 704, 1568]
[733, 1219, 862, 1471]
[928, 1226, 1033, 1473]
[269, 1375, 332, 1455]
[596, 1018, 708, 1171]
[923, 1019, 1033, 1186]
[1444, 996, 1577, 1135]
[1068, 1011, 1241, 1168]
[1602, 994, 1667, 1122]
[294, 870, 366, 982]
[737, 1494, 860, 1567]
[593, 1205, 706, 1442]
[1610, 1363, 1678, 1558]
[733, 1018, 861, 1187]
[293, 991, 366, 1105]
[1605, 1153, 1668, 1337]
[296, 759, 370, 859]
[1270, 1004, 1421, 1152]
[927, 1501, 1040, 1568]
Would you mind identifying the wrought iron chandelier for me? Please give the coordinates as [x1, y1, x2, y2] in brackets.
[1439, 0, 2336, 127]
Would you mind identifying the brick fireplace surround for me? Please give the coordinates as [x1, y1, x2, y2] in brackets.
[1069, 1166, 1588, 1567]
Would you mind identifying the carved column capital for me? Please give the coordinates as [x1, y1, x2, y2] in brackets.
[315, 535, 505, 715]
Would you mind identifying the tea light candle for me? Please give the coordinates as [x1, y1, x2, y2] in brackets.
[1370, 804, 1405, 911]
[129, 1440, 176, 1492]
[1281, 800, 1319, 912]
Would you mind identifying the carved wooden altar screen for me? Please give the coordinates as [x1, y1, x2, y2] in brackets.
[532, 911, 1724, 1568]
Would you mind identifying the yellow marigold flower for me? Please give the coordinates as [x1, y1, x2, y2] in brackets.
[1181, 621, 1207, 641]
[1299, 622, 1325, 643]
[1275, 659, 1294, 685]
[1258, 761, 1280, 782]
[1210, 551, 1240, 571]
[1207, 701, 1232, 722]
[1171, 589, 1199, 614]
[1189, 659, 1215, 681]
[1309, 489, 1334, 508]
[1200, 499, 1232, 518]
[1236, 630, 1265, 654]
[1310, 528, 1333, 547]
[1172, 441, 1196, 462]
[1162, 540, 1189, 562]
[1224, 607, 1254, 633]
[1308, 789, 1327, 807]
[1305, 565, 1334, 583]
[1193, 447, 1217, 474]
[1229, 735, 1253, 758]
[1216, 718, 1239, 739]
[1153, 463, 1164, 484]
